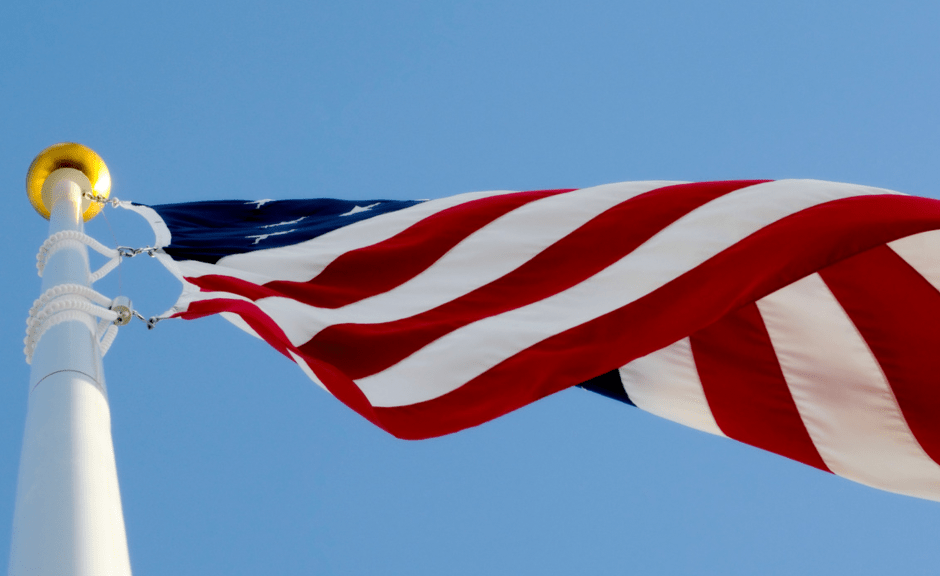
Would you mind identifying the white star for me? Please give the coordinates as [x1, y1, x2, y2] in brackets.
[339, 202, 381, 217]
[245, 229, 296, 245]
[260, 216, 306, 229]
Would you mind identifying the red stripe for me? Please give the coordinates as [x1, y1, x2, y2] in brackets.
[819, 244, 940, 467]
[690, 304, 830, 472]
[186, 275, 278, 302]
[371, 194, 940, 439]
[187, 188, 574, 308]
[302, 181, 766, 379]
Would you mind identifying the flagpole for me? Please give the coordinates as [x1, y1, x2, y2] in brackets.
[9, 144, 132, 575]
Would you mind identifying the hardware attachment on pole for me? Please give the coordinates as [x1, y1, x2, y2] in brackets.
[26, 142, 111, 221]
[109, 296, 133, 326]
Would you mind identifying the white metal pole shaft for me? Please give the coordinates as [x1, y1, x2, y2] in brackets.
[9, 176, 132, 575]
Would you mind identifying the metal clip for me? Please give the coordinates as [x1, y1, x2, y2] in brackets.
[81, 190, 120, 208]
[116, 246, 158, 258]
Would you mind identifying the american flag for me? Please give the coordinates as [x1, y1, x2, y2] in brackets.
[125, 179, 940, 502]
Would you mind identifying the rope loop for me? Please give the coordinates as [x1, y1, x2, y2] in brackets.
[24, 284, 119, 363]
[37, 230, 120, 282]
[24, 285, 151, 364]
[28, 223, 159, 363]
[36, 231, 160, 285]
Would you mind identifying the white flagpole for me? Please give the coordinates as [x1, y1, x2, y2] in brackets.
[9, 144, 132, 575]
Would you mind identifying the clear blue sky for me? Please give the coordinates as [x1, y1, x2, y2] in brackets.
[2, 1, 940, 574]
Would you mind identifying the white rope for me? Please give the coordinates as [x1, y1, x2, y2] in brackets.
[28, 297, 119, 327]
[24, 288, 121, 364]
[29, 284, 113, 313]
[90, 256, 121, 283]
[37, 230, 121, 283]
[98, 325, 119, 356]
[24, 310, 99, 364]
[24, 285, 136, 364]
[27, 208, 157, 362]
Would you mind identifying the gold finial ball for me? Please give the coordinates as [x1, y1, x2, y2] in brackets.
[26, 143, 111, 221]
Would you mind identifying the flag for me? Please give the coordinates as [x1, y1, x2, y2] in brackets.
[124, 179, 940, 502]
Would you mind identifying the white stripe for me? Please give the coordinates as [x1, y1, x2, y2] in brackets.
[757, 273, 940, 501]
[253, 181, 680, 346]
[356, 180, 900, 407]
[219, 311, 262, 340]
[888, 230, 940, 292]
[619, 338, 724, 436]
[287, 350, 328, 392]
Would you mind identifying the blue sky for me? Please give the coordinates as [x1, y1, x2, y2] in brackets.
[2, 1, 940, 574]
